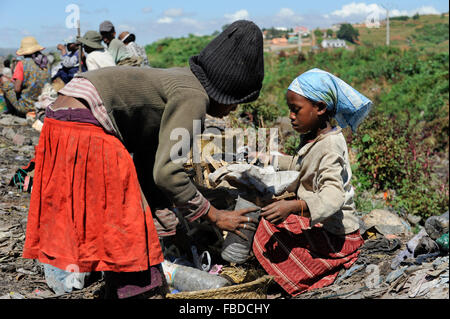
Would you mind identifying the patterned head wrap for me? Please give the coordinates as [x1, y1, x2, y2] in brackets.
[288, 68, 372, 131]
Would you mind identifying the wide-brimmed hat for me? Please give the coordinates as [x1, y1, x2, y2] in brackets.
[16, 36, 45, 56]
[189, 20, 264, 105]
[77, 31, 104, 49]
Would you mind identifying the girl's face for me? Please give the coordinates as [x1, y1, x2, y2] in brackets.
[287, 90, 324, 134]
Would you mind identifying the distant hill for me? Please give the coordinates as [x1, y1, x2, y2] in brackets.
[355, 14, 449, 52]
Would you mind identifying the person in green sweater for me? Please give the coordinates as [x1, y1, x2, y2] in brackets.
[22, 20, 264, 298]
[99, 20, 141, 66]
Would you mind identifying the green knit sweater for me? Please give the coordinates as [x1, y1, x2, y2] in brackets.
[79, 66, 209, 205]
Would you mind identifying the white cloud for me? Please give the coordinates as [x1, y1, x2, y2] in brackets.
[164, 8, 184, 17]
[331, 3, 384, 18]
[329, 2, 441, 20]
[180, 18, 202, 28]
[277, 8, 295, 18]
[410, 6, 440, 15]
[157, 17, 173, 24]
[224, 9, 249, 22]
[142, 7, 152, 13]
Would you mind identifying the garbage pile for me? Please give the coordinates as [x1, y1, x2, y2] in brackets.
[0, 111, 448, 299]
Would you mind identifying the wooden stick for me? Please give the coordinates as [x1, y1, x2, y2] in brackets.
[77, 20, 82, 73]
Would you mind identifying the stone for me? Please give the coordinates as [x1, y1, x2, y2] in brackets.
[361, 209, 409, 236]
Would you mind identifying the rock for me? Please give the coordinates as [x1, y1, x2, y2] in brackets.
[407, 213, 422, 226]
[12, 133, 25, 146]
[361, 209, 409, 236]
[2, 127, 16, 140]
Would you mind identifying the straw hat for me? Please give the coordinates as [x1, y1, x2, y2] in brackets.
[16, 36, 45, 56]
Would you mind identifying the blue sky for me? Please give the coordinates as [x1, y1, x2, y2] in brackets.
[0, 0, 448, 48]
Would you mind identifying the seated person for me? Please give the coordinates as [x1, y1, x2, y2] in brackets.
[52, 36, 86, 84]
[77, 31, 116, 71]
[119, 31, 150, 67]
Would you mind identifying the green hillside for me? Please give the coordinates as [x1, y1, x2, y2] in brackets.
[356, 14, 449, 52]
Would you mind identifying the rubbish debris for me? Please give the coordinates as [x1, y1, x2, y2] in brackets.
[42, 263, 89, 295]
[209, 163, 300, 197]
[436, 233, 449, 252]
[425, 211, 449, 240]
[161, 260, 232, 292]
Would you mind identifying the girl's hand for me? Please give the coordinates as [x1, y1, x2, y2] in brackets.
[261, 200, 300, 224]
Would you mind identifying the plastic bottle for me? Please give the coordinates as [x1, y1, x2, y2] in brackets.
[161, 260, 231, 292]
[221, 196, 261, 264]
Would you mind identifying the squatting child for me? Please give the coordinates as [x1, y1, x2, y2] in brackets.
[253, 68, 372, 296]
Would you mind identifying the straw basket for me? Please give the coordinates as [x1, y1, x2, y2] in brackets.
[165, 275, 274, 299]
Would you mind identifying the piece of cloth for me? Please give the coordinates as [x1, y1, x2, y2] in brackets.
[12, 60, 24, 81]
[125, 42, 149, 67]
[252, 214, 364, 296]
[85, 49, 115, 70]
[107, 38, 132, 64]
[1, 58, 50, 116]
[61, 50, 80, 68]
[22, 118, 164, 273]
[273, 127, 360, 235]
[2, 67, 12, 78]
[31, 52, 48, 69]
[104, 265, 165, 299]
[45, 105, 101, 126]
[288, 68, 372, 132]
[58, 77, 116, 134]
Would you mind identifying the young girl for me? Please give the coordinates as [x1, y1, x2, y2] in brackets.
[252, 68, 372, 296]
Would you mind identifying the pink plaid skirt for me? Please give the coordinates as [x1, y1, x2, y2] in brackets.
[252, 215, 364, 296]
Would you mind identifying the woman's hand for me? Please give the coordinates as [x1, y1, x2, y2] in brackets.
[205, 205, 259, 240]
[261, 199, 302, 225]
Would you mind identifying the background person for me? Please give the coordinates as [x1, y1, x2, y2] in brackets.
[0, 36, 50, 117]
[99, 20, 140, 66]
[118, 31, 149, 67]
[77, 30, 115, 71]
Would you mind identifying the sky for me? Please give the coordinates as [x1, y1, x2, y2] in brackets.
[0, 0, 448, 49]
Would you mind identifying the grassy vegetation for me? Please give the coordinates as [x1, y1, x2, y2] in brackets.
[145, 14, 449, 218]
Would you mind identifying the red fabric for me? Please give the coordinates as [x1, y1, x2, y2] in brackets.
[252, 215, 364, 296]
[12, 61, 23, 81]
[23, 118, 164, 273]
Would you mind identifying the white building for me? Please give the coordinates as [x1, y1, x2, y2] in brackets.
[321, 39, 347, 48]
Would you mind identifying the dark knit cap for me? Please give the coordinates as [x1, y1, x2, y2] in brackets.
[189, 20, 264, 105]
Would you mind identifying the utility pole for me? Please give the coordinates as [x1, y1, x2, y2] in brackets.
[77, 19, 82, 73]
[386, 7, 390, 45]
[297, 31, 302, 51]
[381, 3, 393, 46]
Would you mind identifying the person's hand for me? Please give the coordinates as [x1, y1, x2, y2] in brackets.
[206, 205, 259, 240]
[261, 199, 300, 225]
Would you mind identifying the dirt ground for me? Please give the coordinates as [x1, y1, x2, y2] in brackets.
[0, 113, 448, 300]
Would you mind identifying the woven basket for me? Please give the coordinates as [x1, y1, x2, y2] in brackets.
[165, 275, 274, 299]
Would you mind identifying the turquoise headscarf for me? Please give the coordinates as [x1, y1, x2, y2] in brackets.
[288, 68, 372, 132]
